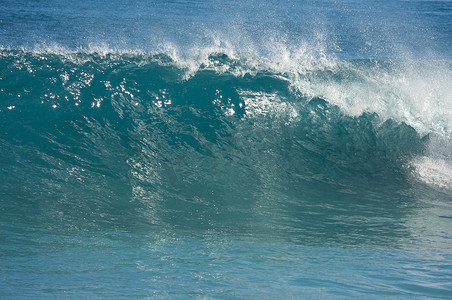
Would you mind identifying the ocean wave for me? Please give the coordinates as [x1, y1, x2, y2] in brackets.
[0, 48, 451, 201]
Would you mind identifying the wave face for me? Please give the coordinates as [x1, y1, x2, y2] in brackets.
[1, 49, 451, 230]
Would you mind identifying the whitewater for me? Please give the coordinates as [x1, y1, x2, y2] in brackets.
[1, 0, 451, 298]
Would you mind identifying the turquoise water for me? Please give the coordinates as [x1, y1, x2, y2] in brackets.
[1, 0, 452, 298]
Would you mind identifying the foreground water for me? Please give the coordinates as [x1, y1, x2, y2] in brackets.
[1, 0, 452, 298]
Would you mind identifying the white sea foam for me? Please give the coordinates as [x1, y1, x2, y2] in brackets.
[413, 156, 452, 190]
[411, 134, 452, 191]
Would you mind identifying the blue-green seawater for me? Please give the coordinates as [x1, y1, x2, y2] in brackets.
[1, 0, 452, 298]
